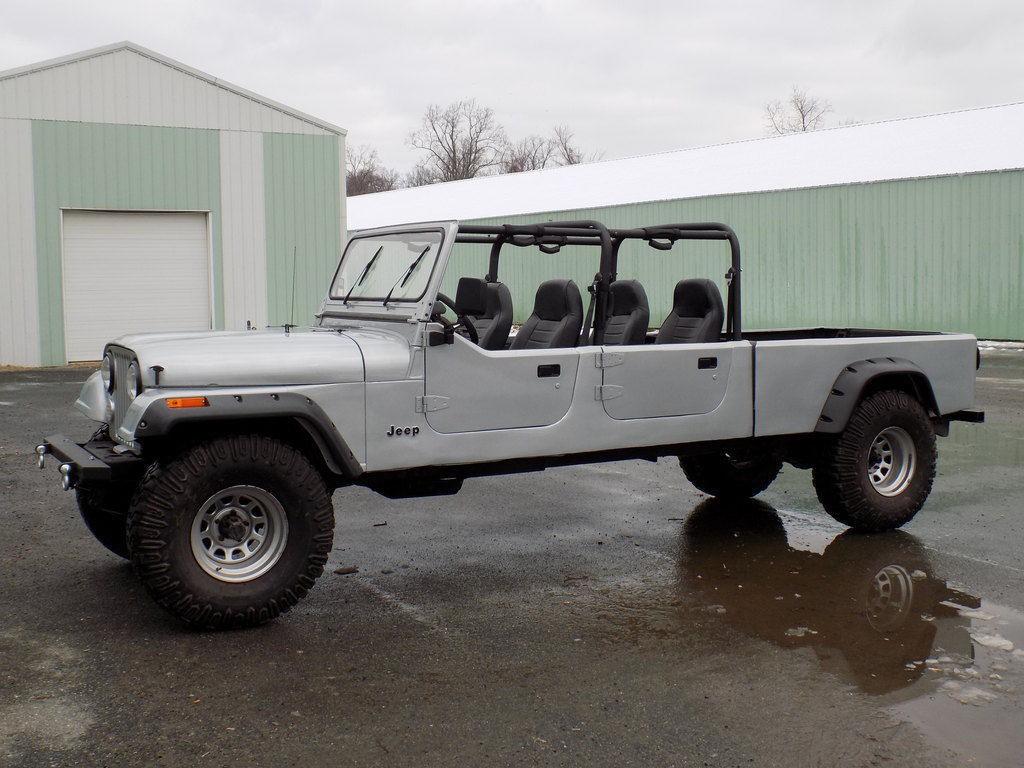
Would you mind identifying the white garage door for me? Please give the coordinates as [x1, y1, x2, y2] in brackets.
[62, 211, 212, 361]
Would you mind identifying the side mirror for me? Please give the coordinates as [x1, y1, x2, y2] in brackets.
[428, 327, 454, 346]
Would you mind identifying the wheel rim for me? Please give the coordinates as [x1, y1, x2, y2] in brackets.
[190, 485, 289, 583]
[867, 427, 916, 497]
[865, 564, 914, 631]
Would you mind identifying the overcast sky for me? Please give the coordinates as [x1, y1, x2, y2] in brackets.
[4, 0, 1024, 174]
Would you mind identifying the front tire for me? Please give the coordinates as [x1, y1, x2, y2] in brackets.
[127, 435, 335, 629]
[680, 451, 782, 499]
[812, 389, 936, 532]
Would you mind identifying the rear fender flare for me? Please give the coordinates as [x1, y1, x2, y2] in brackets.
[815, 358, 937, 434]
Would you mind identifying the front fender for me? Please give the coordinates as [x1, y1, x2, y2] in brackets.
[128, 390, 363, 478]
[74, 371, 111, 423]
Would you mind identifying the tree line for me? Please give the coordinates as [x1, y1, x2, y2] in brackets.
[346, 98, 599, 196]
[349, 88, 846, 196]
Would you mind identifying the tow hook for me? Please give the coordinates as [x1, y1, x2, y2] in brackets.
[58, 463, 75, 491]
[35, 444, 47, 469]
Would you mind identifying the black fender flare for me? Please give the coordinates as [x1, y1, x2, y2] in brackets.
[134, 392, 363, 479]
[815, 358, 938, 434]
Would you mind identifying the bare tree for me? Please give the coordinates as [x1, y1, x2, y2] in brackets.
[764, 87, 833, 135]
[345, 144, 400, 196]
[551, 125, 600, 165]
[499, 134, 556, 173]
[407, 99, 507, 184]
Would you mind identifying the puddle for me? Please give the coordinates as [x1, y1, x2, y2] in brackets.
[586, 499, 1024, 767]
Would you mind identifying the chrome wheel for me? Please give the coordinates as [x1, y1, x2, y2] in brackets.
[190, 485, 289, 583]
[866, 564, 914, 631]
[867, 427, 916, 497]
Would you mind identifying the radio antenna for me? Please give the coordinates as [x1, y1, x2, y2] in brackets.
[289, 245, 298, 325]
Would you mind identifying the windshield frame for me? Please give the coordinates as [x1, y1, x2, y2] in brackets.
[319, 221, 457, 325]
[328, 228, 446, 304]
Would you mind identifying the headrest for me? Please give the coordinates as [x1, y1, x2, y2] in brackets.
[455, 277, 488, 316]
[533, 279, 580, 321]
[673, 278, 723, 318]
[609, 280, 648, 317]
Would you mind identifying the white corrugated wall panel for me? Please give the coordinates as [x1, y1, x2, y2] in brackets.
[0, 48, 331, 135]
[219, 130, 268, 330]
[0, 118, 41, 366]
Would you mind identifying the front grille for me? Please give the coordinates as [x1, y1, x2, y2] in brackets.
[108, 346, 135, 444]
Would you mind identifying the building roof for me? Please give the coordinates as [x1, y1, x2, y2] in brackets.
[348, 102, 1024, 230]
[0, 41, 345, 136]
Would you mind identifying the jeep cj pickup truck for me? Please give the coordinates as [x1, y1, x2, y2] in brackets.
[38, 220, 984, 628]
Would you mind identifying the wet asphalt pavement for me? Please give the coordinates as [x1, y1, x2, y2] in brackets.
[2, 354, 1023, 767]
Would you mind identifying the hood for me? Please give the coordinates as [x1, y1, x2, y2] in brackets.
[113, 329, 366, 387]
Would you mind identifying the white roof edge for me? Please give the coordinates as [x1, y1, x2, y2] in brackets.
[0, 41, 346, 136]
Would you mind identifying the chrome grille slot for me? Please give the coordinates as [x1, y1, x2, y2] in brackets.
[108, 346, 135, 443]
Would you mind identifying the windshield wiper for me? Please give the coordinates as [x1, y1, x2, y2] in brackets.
[382, 246, 431, 306]
[342, 245, 383, 305]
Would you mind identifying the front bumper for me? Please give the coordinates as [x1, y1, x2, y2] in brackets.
[37, 434, 144, 490]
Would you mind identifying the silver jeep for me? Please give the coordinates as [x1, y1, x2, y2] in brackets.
[38, 220, 984, 628]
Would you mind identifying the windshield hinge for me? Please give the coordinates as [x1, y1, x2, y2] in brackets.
[594, 352, 624, 369]
[594, 384, 624, 401]
[415, 395, 450, 413]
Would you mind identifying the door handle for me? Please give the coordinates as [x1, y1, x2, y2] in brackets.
[698, 357, 718, 370]
[537, 364, 561, 378]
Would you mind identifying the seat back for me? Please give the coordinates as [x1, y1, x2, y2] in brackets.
[602, 280, 650, 346]
[455, 277, 513, 350]
[510, 279, 583, 349]
[655, 279, 724, 344]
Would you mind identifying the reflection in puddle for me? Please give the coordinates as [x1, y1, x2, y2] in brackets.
[592, 499, 1024, 767]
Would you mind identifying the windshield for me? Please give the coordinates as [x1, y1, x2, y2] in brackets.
[329, 231, 444, 303]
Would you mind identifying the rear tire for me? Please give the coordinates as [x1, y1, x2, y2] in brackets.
[127, 435, 335, 629]
[680, 451, 782, 499]
[812, 389, 936, 532]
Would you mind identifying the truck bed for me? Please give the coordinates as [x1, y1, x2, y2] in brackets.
[748, 330, 977, 437]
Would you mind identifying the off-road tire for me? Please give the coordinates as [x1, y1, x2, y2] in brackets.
[680, 451, 782, 499]
[812, 389, 936, 532]
[127, 435, 335, 629]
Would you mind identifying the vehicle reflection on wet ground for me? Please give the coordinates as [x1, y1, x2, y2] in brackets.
[582, 498, 1024, 767]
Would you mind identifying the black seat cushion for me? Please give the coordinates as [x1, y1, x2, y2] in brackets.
[602, 280, 650, 346]
[655, 279, 724, 344]
[455, 277, 513, 350]
[510, 279, 584, 349]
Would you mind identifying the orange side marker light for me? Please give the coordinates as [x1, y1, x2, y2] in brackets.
[165, 396, 210, 409]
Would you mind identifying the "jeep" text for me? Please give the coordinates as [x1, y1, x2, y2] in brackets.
[387, 425, 420, 437]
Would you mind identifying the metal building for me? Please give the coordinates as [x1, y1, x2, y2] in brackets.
[0, 41, 345, 366]
[349, 104, 1024, 341]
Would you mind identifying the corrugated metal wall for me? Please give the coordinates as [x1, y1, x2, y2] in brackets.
[444, 171, 1024, 339]
[0, 47, 333, 136]
[263, 133, 343, 325]
[0, 118, 41, 365]
[219, 130, 269, 331]
[31, 120, 223, 365]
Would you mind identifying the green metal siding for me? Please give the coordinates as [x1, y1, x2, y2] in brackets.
[447, 171, 1024, 340]
[263, 133, 341, 325]
[32, 120, 223, 364]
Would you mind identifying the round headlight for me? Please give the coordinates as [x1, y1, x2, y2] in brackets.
[127, 361, 141, 400]
[101, 353, 114, 392]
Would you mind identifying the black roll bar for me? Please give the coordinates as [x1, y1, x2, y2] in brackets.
[453, 220, 741, 341]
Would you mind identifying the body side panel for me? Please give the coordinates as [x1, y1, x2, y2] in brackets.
[754, 334, 977, 437]
[366, 345, 753, 472]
